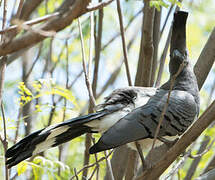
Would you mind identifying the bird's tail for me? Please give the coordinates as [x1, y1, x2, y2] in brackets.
[6, 110, 108, 168]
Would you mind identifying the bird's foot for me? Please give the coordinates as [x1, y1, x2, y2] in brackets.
[158, 137, 179, 148]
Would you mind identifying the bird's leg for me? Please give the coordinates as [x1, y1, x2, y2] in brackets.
[135, 141, 147, 171]
[158, 137, 179, 148]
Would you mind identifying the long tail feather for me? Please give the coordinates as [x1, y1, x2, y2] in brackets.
[6, 111, 107, 168]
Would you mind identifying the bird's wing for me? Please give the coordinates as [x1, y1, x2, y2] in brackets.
[89, 89, 198, 153]
[86, 87, 157, 133]
[96, 86, 157, 111]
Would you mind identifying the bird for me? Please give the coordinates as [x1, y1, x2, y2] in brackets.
[5, 11, 200, 168]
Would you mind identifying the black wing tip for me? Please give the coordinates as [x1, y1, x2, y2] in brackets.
[89, 143, 103, 154]
[6, 150, 33, 168]
[89, 140, 113, 154]
[5, 145, 18, 158]
[5, 149, 12, 158]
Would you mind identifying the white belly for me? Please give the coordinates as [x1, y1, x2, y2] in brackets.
[128, 136, 179, 151]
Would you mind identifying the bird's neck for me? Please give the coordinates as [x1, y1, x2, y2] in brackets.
[161, 64, 200, 107]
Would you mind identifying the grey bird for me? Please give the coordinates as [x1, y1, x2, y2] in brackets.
[5, 11, 200, 168]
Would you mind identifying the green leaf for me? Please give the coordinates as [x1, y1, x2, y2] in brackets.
[17, 161, 27, 176]
[168, 0, 182, 7]
[28, 162, 42, 180]
[150, 0, 169, 10]
[35, 86, 78, 107]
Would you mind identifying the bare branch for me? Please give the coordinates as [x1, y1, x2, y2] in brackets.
[87, 0, 115, 12]
[104, 146, 129, 180]
[1, 103, 9, 180]
[78, 18, 96, 108]
[79, 14, 97, 179]
[0, 12, 60, 35]
[70, 150, 113, 180]
[160, 5, 174, 40]
[184, 136, 210, 180]
[116, 0, 132, 86]
[104, 151, 115, 180]
[203, 154, 215, 174]
[151, 8, 161, 86]
[155, 29, 171, 87]
[92, 5, 103, 97]
[194, 27, 215, 89]
[0, 0, 91, 57]
[14, 0, 24, 19]
[0, 0, 9, 178]
[135, 1, 155, 87]
[19, 0, 44, 20]
[125, 150, 138, 180]
[102, 8, 142, 51]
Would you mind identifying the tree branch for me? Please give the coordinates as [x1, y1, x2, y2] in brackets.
[116, 0, 132, 86]
[194, 27, 215, 89]
[136, 0, 155, 87]
[0, 12, 60, 34]
[0, 0, 91, 57]
[151, 8, 161, 86]
[184, 136, 210, 180]
[87, 0, 115, 12]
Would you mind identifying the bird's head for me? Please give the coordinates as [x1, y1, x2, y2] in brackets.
[169, 11, 189, 76]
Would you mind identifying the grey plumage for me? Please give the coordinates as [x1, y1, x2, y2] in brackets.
[6, 11, 199, 168]
[89, 11, 200, 153]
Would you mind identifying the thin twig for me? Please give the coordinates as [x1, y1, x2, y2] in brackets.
[104, 151, 115, 180]
[79, 16, 97, 179]
[0, 12, 59, 34]
[15, 0, 24, 18]
[24, 43, 43, 81]
[155, 29, 171, 87]
[13, 19, 56, 37]
[78, 18, 96, 108]
[1, 103, 9, 180]
[88, 12, 94, 79]
[160, 5, 173, 41]
[58, 40, 70, 175]
[73, 168, 79, 180]
[165, 144, 195, 180]
[102, 8, 142, 51]
[91, 137, 100, 180]
[89, 166, 98, 180]
[184, 137, 210, 180]
[92, 3, 103, 97]
[116, 0, 132, 86]
[189, 137, 215, 159]
[70, 150, 113, 180]
[87, 0, 115, 12]
[151, 61, 187, 152]
[135, 142, 147, 170]
[0, 2, 8, 178]
[14, 107, 23, 143]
